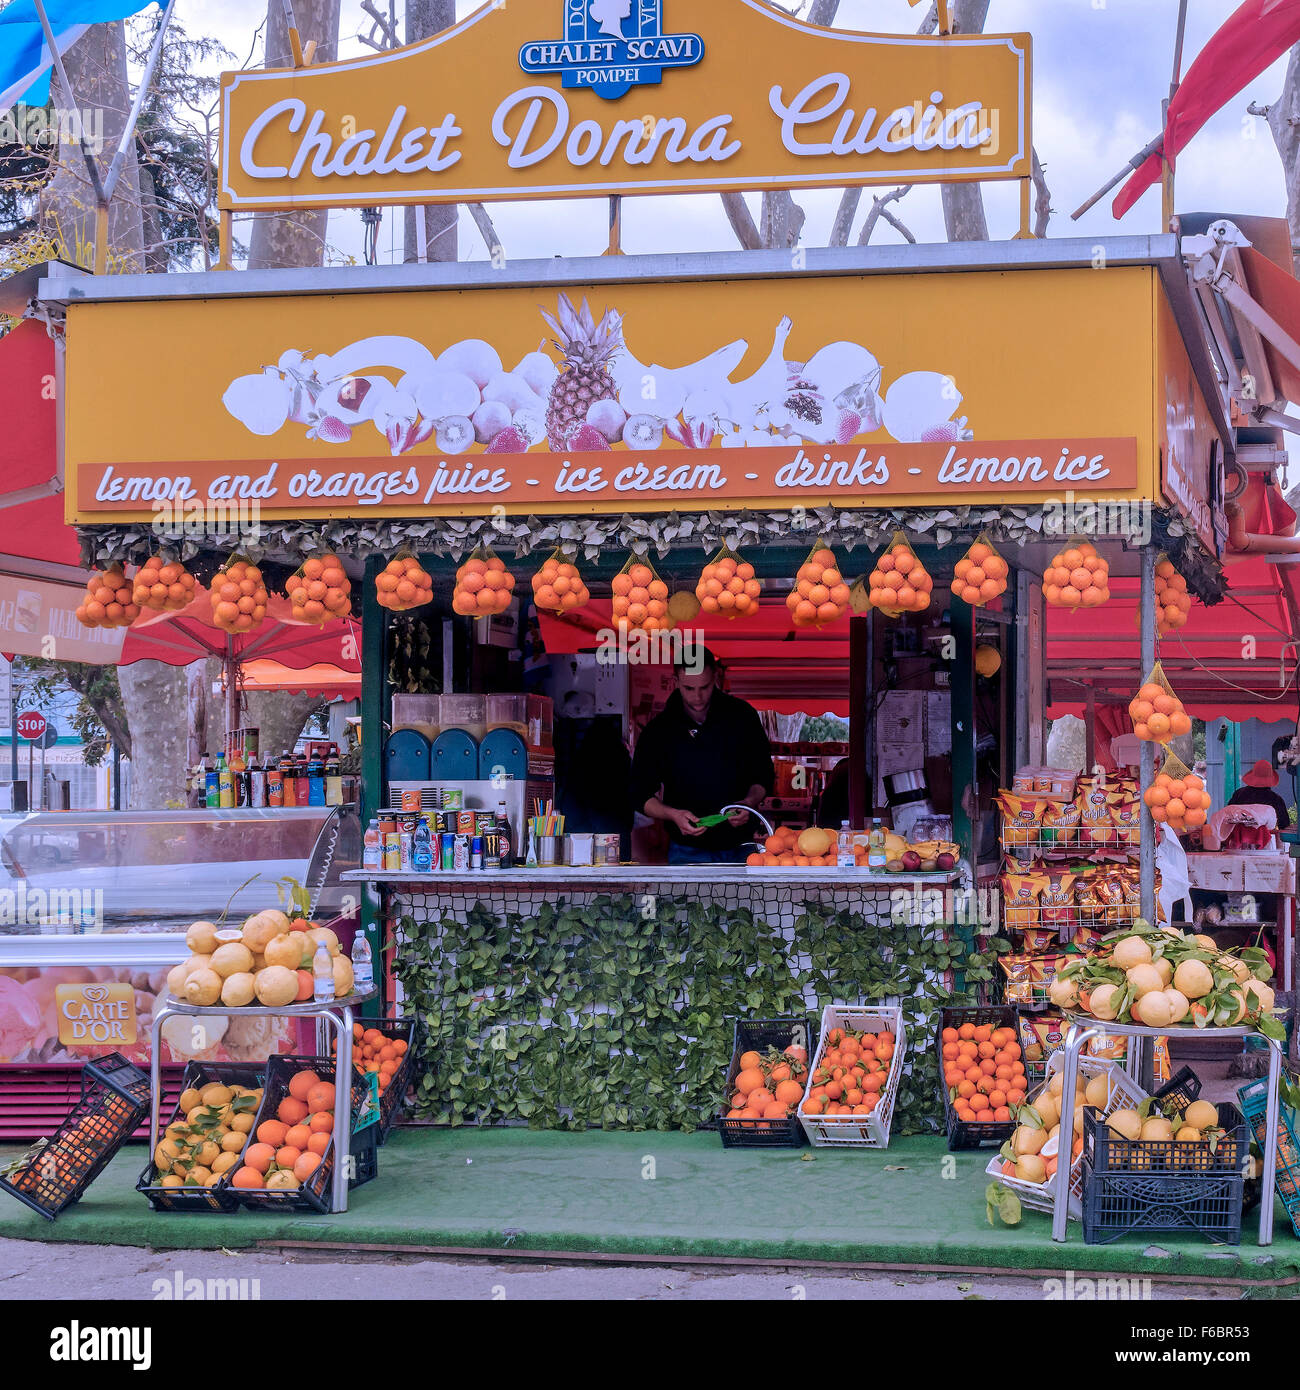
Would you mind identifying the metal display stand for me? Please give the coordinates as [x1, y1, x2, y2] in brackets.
[1052, 1014, 1283, 1245]
[149, 990, 376, 1214]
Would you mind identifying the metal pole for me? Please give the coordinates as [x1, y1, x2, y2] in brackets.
[103, 0, 179, 203]
[848, 614, 867, 828]
[1084, 683, 1095, 773]
[1139, 545, 1157, 1095]
[1070, 134, 1164, 221]
[8, 666, 16, 791]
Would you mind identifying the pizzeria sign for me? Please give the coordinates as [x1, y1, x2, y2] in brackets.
[219, 0, 1032, 210]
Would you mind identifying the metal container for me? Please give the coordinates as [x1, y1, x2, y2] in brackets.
[538, 835, 562, 867]
[440, 832, 455, 872]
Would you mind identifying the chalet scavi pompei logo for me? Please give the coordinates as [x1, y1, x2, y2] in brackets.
[220, 0, 1029, 208]
[519, 0, 705, 100]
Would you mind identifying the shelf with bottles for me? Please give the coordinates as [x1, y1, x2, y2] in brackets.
[198, 740, 353, 812]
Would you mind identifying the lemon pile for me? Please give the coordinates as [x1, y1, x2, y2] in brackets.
[152, 1081, 261, 1190]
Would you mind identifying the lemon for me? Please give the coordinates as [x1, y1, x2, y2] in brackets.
[1012, 1125, 1047, 1156]
[200, 1084, 233, 1107]
[1173, 959, 1213, 1000]
[1175, 1125, 1202, 1144]
[1089, 984, 1120, 1020]
[1152, 957, 1173, 987]
[1084, 1074, 1110, 1110]
[194, 1140, 220, 1168]
[1126, 963, 1164, 998]
[188, 1165, 213, 1186]
[230, 1112, 255, 1135]
[1164, 988, 1190, 1024]
[1035, 1094, 1061, 1129]
[1014, 1154, 1047, 1184]
[1048, 977, 1078, 1008]
[211, 1151, 241, 1175]
[1112, 936, 1153, 969]
[1140, 1116, 1173, 1142]
[1106, 1109, 1142, 1140]
[220, 1130, 247, 1153]
[221, 972, 257, 1008]
[177, 1088, 202, 1115]
[184, 968, 222, 1007]
[160, 1174, 185, 1188]
[1245, 979, 1276, 1013]
[185, 920, 222, 954]
[1184, 1100, 1218, 1130]
[266, 1169, 301, 1190]
[1133, 990, 1174, 1028]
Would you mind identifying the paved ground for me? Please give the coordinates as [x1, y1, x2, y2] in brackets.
[0, 1236, 1247, 1300]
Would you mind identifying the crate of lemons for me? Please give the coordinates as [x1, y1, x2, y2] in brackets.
[1047, 920, 1282, 1041]
[142, 1074, 265, 1211]
[166, 908, 356, 1010]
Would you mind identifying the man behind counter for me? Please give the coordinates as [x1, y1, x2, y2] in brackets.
[631, 648, 774, 865]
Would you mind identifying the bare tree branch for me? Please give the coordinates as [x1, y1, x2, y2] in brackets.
[721, 192, 763, 250]
[1031, 148, 1052, 239]
[359, 0, 399, 51]
[466, 202, 503, 261]
[828, 187, 863, 247]
[858, 186, 914, 245]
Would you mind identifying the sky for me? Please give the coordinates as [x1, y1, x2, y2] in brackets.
[173, 0, 1297, 265]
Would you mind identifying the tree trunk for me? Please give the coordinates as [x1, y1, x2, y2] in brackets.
[119, 662, 190, 808]
[1260, 45, 1300, 276]
[247, 0, 341, 270]
[36, 23, 146, 271]
[403, 0, 458, 263]
[940, 0, 991, 242]
[244, 692, 327, 760]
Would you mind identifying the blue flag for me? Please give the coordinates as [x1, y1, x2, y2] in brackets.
[0, 2, 159, 114]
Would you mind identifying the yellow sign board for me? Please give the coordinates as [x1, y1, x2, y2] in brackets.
[55, 982, 138, 1048]
[219, 0, 1031, 211]
[67, 264, 1161, 524]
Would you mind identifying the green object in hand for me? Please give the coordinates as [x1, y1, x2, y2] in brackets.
[695, 812, 731, 828]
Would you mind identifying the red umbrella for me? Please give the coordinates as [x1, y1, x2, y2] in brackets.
[123, 587, 360, 729]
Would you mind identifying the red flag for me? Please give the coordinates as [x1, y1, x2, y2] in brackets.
[1113, 0, 1300, 218]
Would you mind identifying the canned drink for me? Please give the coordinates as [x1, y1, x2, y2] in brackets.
[471, 836, 484, 871]
[440, 832, 455, 872]
[453, 834, 471, 872]
[383, 831, 401, 872]
[399, 823, 415, 872]
[441, 786, 464, 811]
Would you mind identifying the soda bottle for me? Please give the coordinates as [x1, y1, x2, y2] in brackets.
[352, 934, 374, 995]
[204, 760, 220, 809]
[325, 744, 343, 806]
[312, 941, 335, 1003]
[495, 800, 513, 869]
[362, 819, 381, 871]
[280, 751, 296, 807]
[307, 751, 325, 806]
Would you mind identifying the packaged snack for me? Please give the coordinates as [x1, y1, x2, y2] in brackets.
[1001, 871, 1044, 929]
[1077, 780, 1116, 848]
[1111, 793, 1141, 847]
[1018, 1010, 1066, 1067]
[1020, 924, 1061, 953]
[1040, 868, 1077, 928]
[997, 791, 1044, 847]
[1071, 921, 1106, 952]
[1082, 1033, 1172, 1084]
[1039, 798, 1080, 849]
[1046, 769, 1079, 798]
[998, 951, 1069, 1005]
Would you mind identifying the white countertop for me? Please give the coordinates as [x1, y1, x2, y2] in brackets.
[343, 867, 960, 889]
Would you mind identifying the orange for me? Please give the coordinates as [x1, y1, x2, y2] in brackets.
[305, 1081, 336, 1115]
[958, 1023, 975, 1040]
[231, 1165, 265, 1189]
[774, 1079, 804, 1106]
[735, 1066, 764, 1095]
[277, 1096, 309, 1126]
[739, 1050, 762, 1071]
[307, 1131, 332, 1156]
[284, 1124, 312, 1151]
[256, 1119, 289, 1148]
[276, 1145, 303, 1169]
[243, 1142, 275, 1174]
[293, 1151, 323, 1182]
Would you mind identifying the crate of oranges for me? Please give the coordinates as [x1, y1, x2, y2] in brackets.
[718, 1017, 812, 1149]
[1, 1052, 150, 1221]
[937, 1007, 1026, 1151]
[331, 1016, 416, 1145]
[797, 1005, 906, 1149]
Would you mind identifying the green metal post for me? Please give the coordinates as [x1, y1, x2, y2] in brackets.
[359, 555, 387, 1009]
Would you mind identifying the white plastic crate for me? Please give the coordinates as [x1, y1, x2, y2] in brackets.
[797, 1004, 907, 1149]
[985, 1052, 1148, 1219]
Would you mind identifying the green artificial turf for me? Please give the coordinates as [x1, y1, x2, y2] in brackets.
[2, 1130, 1296, 1282]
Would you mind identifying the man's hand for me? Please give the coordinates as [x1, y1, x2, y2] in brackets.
[672, 808, 705, 837]
[726, 805, 752, 827]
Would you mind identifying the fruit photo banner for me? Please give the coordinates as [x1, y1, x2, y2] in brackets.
[65, 266, 1165, 525]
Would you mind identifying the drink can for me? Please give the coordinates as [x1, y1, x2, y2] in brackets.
[401, 788, 422, 814]
[382, 831, 401, 872]
[457, 810, 476, 835]
[453, 835, 470, 872]
[440, 833, 455, 872]
[471, 836, 483, 871]
[399, 821, 415, 872]
[441, 786, 464, 811]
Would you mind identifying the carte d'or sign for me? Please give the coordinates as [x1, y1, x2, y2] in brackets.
[218, 0, 1032, 210]
[67, 265, 1158, 524]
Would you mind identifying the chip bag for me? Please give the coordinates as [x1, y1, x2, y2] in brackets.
[997, 790, 1043, 848]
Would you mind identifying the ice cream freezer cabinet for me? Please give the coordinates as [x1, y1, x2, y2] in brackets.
[0, 805, 360, 1140]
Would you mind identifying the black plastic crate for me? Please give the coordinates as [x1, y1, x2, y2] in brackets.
[718, 1017, 812, 1149]
[345, 1016, 418, 1145]
[936, 1005, 1020, 1151]
[135, 1063, 267, 1214]
[0, 1052, 149, 1221]
[1152, 1066, 1203, 1116]
[233, 1056, 372, 1214]
[1083, 1101, 1247, 1178]
[1082, 1158, 1244, 1245]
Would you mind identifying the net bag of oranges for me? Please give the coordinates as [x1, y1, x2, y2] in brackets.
[287, 553, 352, 624]
[612, 555, 671, 632]
[76, 564, 139, 629]
[1043, 538, 1109, 609]
[787, 541, 850, 629]
[1144, 751, 1210, 833]
[531, 550, 590, 616]
[452, 547, 515, 618]
[132, 555, 197, 613]
[376, 553, 433, 613]
[210, 557, 268, 634]
[1154, 555, 1192, 635]
[949, 532, 1009, 608]
[1128, 662, 1192, 744]
[695, 545, 761, 619]
[868, 532, 933, 617]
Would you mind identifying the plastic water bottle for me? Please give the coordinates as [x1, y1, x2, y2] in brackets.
[352, 934, 374, 995]
[312, 941, 335, 1003]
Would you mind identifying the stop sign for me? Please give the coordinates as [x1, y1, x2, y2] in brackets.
[16, 711, 47, 742]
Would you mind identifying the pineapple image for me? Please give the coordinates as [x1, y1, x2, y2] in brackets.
[540, 294, 623, 451]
